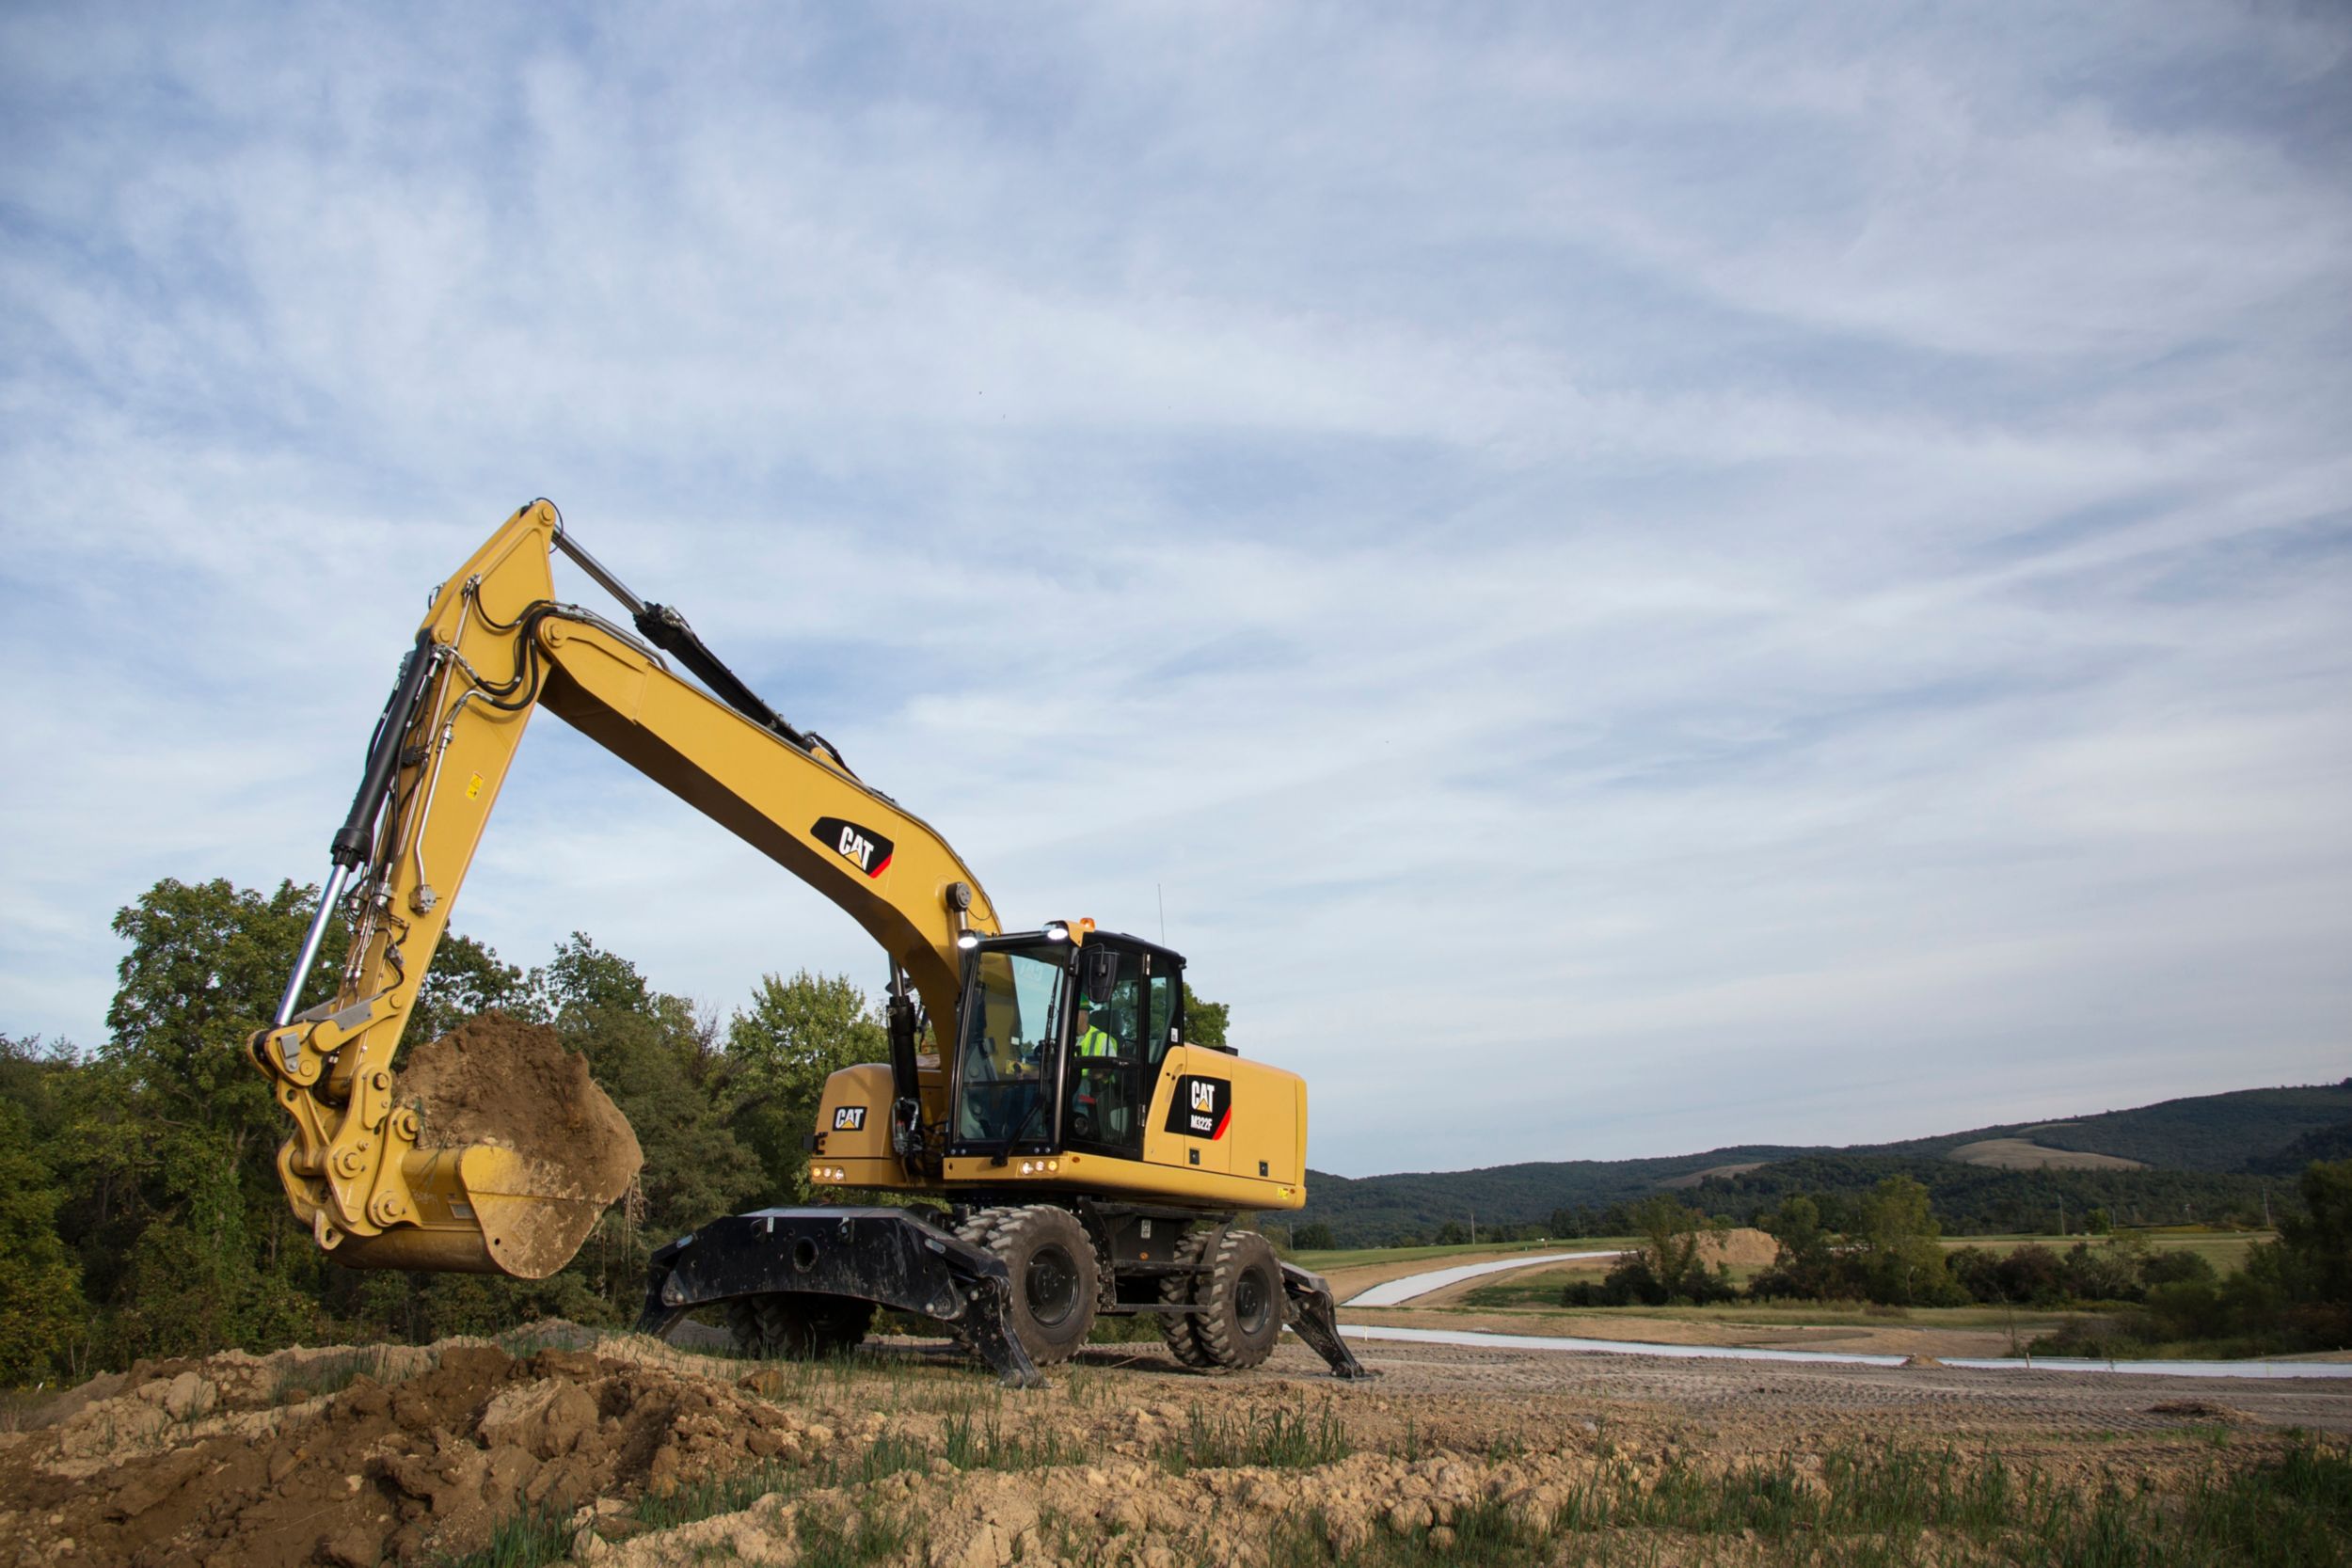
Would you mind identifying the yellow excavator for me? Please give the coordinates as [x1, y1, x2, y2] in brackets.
[247, 501, 1365, 1385]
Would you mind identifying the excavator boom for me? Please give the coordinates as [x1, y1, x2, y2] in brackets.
[251, 502, 996, 1276]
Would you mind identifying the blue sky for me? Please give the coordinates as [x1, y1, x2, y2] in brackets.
[2, 4, 2345, 1175]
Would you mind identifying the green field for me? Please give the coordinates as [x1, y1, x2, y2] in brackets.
[1452, 1275, 2074, 1335]
[1947, 1227, 2272, 1272]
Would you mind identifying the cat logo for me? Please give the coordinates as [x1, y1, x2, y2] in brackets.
[833, 1106, 866, 1132]
[810, 816, 896, 879]
[1162, 1075, 1232, 1140]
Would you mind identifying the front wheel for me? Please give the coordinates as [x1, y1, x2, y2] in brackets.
[969, 1204, 1100, 1366]
[1195, 1230, 1283, 1371]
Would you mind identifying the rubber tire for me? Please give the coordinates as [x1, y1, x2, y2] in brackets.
[984, 1204, 1100, 1367]
[1158, 1226, 1215, 1369]
[723, 1291, 874, 1359]
[1195, 1229, 1283, 1372]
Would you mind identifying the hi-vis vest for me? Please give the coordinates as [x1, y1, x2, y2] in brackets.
[1076, 1024, 1120, 1057]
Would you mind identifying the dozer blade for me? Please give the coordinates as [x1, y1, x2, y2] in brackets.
[1281, 1262, 1377, 1379]
[637, 1206, 1045, 1388]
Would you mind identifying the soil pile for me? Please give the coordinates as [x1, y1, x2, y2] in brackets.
[1697, 1227, 1779, 1269]
[392, 1010, 642, 1206]
[0, 1326, 2333, 1568]
[0, 1342, 826, 1568]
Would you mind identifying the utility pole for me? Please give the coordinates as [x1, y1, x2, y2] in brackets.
[1470, 1208, 1476, 1246]
[2058, 1195, 2065, 1237]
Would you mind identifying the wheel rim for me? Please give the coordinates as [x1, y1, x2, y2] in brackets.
[1235, 1266, 1271, 1335]
[1026, 1242, 1081, 1327]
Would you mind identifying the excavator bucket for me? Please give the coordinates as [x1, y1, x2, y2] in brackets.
[326, 1013, 644, 1279]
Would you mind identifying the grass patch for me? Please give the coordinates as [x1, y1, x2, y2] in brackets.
[793, 1505, 912, 1568]
[941, 1404, 1077, 1470]
[630, 1459, 801, 1531]
[433, 1502, 572, 1568]
[1158, 1405, 1352, 1473]
[271, 1345, 411, 1403]
[1265, 1437, 2351, 1568]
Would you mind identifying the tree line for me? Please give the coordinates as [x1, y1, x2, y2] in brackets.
[2, 875, 1234, 1387]
[1575, 1167, 2351, 1358]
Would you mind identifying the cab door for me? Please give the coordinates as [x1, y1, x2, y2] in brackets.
[1062, 939, 1176, 1164]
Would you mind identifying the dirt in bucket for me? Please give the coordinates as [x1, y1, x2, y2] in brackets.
[391, 1010, 642, 1207]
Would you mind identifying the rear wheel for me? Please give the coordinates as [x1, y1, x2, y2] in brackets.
[968, 1204, 1099, 1366]
[723, 1291, 874, 1359]
[1158, 1226, 1215, 1369]
[1195, 1229, 1283, 1371]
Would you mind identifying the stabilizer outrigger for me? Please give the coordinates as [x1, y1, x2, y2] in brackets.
[637, 1207, 1044, 1387]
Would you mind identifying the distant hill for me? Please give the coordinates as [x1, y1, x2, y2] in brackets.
[1869, 1084, 2352, 1172]
[2245, 1119, 2352, 1176]
[1295, 1079, 2349, 1245]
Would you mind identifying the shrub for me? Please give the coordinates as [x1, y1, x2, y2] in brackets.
[2059, 1241, 2145, 1304]
[1994, 1243, 2066, 1306]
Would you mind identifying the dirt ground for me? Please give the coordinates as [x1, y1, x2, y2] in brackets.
[2, 1322, 2345, 1567]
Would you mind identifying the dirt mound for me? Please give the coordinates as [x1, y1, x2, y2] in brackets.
[2, 1325, 2331, 1568]
[2148, 1399, 2251, 1425]
[0, 1341, 827, 1568]
[1697, 1227, 1779, 1269]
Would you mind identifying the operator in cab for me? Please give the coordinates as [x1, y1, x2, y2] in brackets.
[1074, 1002, 1120, 1059]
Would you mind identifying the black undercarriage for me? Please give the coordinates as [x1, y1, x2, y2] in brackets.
[635, 1197, 1370, 1386]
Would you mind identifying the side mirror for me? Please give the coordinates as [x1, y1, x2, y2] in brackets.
[1082, 942, 1119, 1006]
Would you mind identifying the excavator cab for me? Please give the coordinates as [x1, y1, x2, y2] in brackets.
[948, 929, 1183, 1164]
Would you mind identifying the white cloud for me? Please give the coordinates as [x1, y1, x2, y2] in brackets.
[2, 2, 2345, 1173]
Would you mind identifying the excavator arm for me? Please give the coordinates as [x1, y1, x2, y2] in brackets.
[249, 501, 999, 1277]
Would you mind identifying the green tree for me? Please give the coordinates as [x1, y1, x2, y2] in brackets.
[1753, 1194, 1843, 1299]
[411, 932, 540, 1040]
[1631, 1194, 1715, 1291]
[724, 971, 889, 1204]
[1852, 1176, 1960, 1306]
[1293, 1220, 1336, 1251]
[2275, 1160, 2352, 1306]
[1184, 986, 1230, 1050]
[0, 1093, 87, 1386]
[93, 879, 340, 1357]
[544, 932, 657, 1020]
[1582, 1194, 1734, 1307]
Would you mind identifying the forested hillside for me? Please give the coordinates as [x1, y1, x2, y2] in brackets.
[1870, 1085, 2352, 1171]
[1292, 1081, 2345, 1245]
